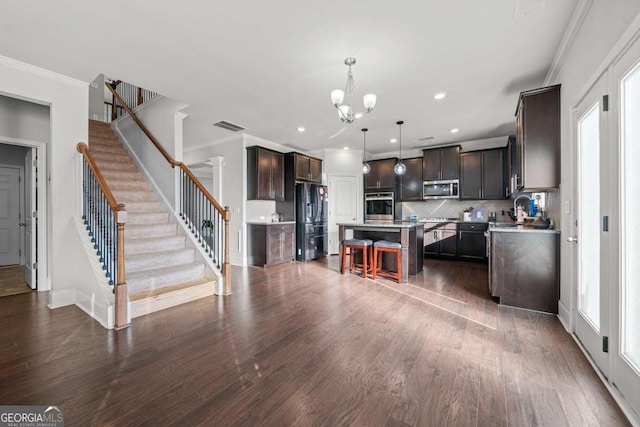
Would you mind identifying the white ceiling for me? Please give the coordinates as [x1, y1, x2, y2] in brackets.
[0, 0, 577, 155]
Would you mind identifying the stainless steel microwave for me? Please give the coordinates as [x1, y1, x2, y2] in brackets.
[423, 179, 459, 199]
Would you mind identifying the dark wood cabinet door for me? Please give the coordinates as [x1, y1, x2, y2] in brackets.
[377, 159, 396, 189]
[422, 149, 441, 181]
[424, 228, 438, 256]
[257, 149, 273, 199]
[460, 152, 482, 199]
[309, 158, 322, 183]
[440, 146, 460, 180]
[294, 155, 310, 181]
[271, 152, 285, 201]
[482, 149, 505, 199]
[399, 157, 423, 201]
[282, 229, 295, 260]
[439, 230, 458, 258]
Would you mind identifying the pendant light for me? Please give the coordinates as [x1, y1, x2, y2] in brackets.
[361, 128, 371, 174]
[394, 120, 406, 175]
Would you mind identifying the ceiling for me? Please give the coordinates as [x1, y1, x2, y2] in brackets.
[0, 0, 578, 155]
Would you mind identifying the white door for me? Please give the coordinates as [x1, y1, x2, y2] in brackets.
[574, 73, 610, 377]
[0, 167, 20, 266]
[24, 149, 36, 289]
[328, 175, 358, 255]
[611, 34, 640, 416]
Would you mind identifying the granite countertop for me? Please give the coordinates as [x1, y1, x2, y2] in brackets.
[337, 222, 420, 229]
[246, 221, 296, 225]
[490, 226, 559, 234]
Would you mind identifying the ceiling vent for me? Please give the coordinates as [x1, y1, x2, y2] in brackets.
[419, 136, 435, 141]
[213, 120, 246, 132]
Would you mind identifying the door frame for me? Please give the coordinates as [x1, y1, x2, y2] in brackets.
[565, 13, 640, 424]
[0, 136, 48, 291]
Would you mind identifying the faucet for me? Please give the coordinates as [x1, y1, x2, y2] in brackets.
[513, 194, 531, 219]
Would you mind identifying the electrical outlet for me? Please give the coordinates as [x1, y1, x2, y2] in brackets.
[90, 82, 99, 89]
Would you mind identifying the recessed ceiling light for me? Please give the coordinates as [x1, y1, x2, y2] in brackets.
[450, 128, 459, 133]
[390, 138, 397, 143]
[434, 92, 447, 100]
[354, 112, 363, 119]
[343, 146, 349, 150]
[297, 126, 306, 132]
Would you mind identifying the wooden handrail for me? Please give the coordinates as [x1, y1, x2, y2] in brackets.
[105, 82, 231, 291]
[76, 142, 123, 212]
[77, 141, 129, 329]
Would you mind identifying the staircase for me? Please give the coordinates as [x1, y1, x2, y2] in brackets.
[87, 119, 215, 318]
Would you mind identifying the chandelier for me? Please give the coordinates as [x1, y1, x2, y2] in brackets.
[330, 58, 377, 124]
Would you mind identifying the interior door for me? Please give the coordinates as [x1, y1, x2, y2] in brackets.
[574, 73, 610, 377]
[0, 167, 20, 266]
[328, 175, 358, 255]
[612, 34, 640, 417]
[24, 149, 36, 289]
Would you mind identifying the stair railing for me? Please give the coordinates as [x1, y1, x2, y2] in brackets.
[76, 142, 129, 329]
[108, 80, 159, 121]
[105, 82, 232, 294]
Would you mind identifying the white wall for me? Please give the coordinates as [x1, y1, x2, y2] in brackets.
[0, 94, 50, 143]
[548, 0, 640, 325]
[0, 143, 28, 166]
[0, 55, 112, 325]
[115, 97, 188, 206]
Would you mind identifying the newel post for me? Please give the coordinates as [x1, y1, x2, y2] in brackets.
[114, 204, 130, 330]
[222, 206, 232, 295]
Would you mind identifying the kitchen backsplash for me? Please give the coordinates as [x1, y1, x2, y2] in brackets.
[246, 200, 277, 222]
[398, 199, 514, 221]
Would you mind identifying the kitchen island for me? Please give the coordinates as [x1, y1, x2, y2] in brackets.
[337, 222, 423, 283]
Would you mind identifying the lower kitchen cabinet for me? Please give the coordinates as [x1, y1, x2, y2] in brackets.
[458, 222, 488, 261]
[247, 223, 295, 267]
[489, 230, 559, 313]
[424, 222, 457, 258]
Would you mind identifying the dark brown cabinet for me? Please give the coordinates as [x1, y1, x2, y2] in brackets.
[424, 222, 457, 258]
[489, 230, 559, 313]
[460, 149, 506, 200]
[289, 153, 322, 183]
[364, 158, 397, 191]
[515, 85, 561, 191]
[398, 157, 423, 201]
[247, 223, 295, 267]
[247, 146, 284, 201]
[458, 222, 488, 261]
[422, 146, 460, 181]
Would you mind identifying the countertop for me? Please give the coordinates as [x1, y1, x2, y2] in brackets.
[489, 226, 559, 234]
[337, 222, 420, 229]
[246, 221, 296, 225]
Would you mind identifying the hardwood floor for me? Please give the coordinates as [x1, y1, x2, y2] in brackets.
[0, 265, 32, 297]
[0, 257, 629, 426]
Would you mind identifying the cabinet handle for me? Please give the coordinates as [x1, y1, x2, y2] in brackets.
[514, 174, 520, 187]
[478, 189, 481, 199]
[505, 186, 509, 198]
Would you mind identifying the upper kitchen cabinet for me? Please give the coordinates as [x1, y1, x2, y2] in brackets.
[515, 85, 561, 191]
[364, 158, 397, 191]
[398, 157, 423, 201]
[247, 146, 285, 201]
[423, 146, 460, 181]
[460, 148, 507, 200]
[287, 152, 322, 184]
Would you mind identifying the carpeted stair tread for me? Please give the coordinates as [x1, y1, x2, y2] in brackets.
[126, 247, 196, 274]
[127, 262, 206, 294]
[89, 144, 128, 155]
[95, 162, 139, 173]
[106, 180, 149, 192]
[125, 235, 186, 255]
[101, 170, 144, 182]
[91, 152, 132, 164]
[121, 200, 165, 213]
[127, 222, 177, 239]
[126, 211, 169, 225]
[111, 189, 157, 202]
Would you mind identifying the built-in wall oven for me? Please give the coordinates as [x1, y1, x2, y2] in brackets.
[365, 192, 394, 222]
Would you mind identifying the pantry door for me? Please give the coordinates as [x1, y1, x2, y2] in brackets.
[611, 32, 640, 417]
[573, 72, 611, 378]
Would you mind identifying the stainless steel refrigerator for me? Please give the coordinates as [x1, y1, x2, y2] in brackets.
[295, 183, 328, 261]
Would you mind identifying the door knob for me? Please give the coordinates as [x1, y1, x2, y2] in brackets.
[567, 236, 578, 243]
[19, 223, 27, 226]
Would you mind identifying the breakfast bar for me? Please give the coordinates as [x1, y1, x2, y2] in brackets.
[337, 222, 423, 283]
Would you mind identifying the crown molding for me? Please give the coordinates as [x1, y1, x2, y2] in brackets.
[0, 55, 88, 88]
[544, 0, 594, 85]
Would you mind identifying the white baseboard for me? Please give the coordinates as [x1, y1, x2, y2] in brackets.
[74, 288, 114, 329]
[558, 299, 572, 332]
[48, 289, 76, 309]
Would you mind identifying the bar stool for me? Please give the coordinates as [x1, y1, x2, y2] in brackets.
[341, 239, 373, 278]
[372, 240, 402, 283]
